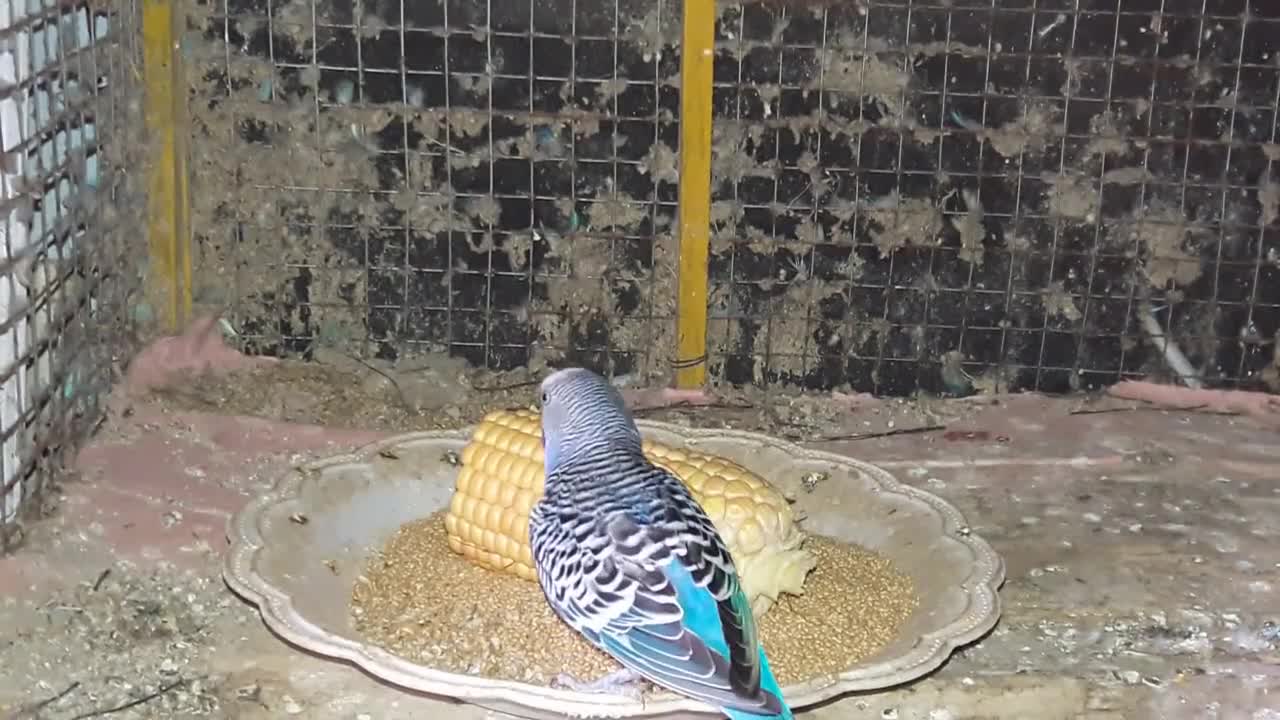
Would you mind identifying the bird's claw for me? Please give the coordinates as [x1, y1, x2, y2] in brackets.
[551, 668, 644, 700]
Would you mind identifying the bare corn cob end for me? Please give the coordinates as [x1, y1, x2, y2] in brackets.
[445, 408, 817, 616]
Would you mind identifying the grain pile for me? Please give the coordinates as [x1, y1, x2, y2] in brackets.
[351, 512, 919, 689]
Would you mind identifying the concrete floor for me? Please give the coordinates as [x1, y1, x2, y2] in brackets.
[1, 377, 1278, 719]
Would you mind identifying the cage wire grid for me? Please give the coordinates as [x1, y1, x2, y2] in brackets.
[187, 0, 1280, 397]
[188, 0, 684, 381]
[0, 0, 144, 550]
[706, 0, 1280, 396]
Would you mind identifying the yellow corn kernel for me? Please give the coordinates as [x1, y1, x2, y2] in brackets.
[444, 408, 817, 616]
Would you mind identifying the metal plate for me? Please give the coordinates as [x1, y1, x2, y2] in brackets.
[223, 420, 1005, 719]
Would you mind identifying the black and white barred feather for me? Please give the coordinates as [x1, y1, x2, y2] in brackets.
[528, 368, 783, 715]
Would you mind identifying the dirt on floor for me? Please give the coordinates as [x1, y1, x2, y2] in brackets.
[0, 560, 245, 718]
[3, 317, 1279, 719]
[142, 347, 985, 442]
[0, 323, 969, 719]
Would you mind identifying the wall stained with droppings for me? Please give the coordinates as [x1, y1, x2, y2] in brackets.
[185, 0, 682, 383]
[186, 0, 1280, 397]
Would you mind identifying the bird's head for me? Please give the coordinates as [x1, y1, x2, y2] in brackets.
[538, 367, 640, 472]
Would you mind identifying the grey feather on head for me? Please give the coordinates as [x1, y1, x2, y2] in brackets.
[538, 367, 642, 469]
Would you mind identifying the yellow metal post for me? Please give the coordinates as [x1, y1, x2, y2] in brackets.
[142, 0, 192, 332]
[674, 0, 716, 390]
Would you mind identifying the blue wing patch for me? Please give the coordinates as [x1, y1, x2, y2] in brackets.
[594, 560, 789, 718]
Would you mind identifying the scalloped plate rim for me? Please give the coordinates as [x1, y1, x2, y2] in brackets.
[223, 421, 1005, 717]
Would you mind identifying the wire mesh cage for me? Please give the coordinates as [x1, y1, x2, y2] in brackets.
[707, 0, 1280, 397]
[187, 0, 1280, 399]
[0, 0, 1274, 553]
[187, 0, 683, 381]
[0, 0, 145, 551]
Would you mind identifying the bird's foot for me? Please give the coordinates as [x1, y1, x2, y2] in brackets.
[551, 668, 645, 700]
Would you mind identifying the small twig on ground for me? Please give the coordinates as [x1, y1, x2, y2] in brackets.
[630, 401, 753, 416]
[810, 424, 947, 442]
[336, 350, 414, 413]
[91, 568, 111, 591]
[67, 678, 186, 720]
[472, 379, 540, 392]
[1069, 403, 1239, 417]
[5, 681, 80, 719]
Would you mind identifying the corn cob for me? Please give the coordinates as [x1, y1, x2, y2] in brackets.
[445, 408, 817, 617]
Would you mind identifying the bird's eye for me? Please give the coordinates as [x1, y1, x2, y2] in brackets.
[541, 392, 548, 403]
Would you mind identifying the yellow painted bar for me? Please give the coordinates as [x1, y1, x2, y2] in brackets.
[142, 0, 192, 332]
[674, 0, 716, 390]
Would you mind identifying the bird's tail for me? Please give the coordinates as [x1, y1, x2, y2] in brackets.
[722, 705, 793, 720]
[720, 648, 793, 720]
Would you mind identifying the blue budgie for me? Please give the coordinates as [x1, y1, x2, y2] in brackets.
[529, 367, 793, 720]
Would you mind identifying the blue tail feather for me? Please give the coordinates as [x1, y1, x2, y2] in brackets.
[724, 706, 792, 720]
[666, 564, 793, 720]
[721, 647, 792, 720]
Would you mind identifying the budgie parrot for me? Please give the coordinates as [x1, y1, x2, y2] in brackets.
[529, 367, 793, 720]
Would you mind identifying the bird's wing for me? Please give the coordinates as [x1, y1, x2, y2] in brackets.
[541, 472, 783, 715]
